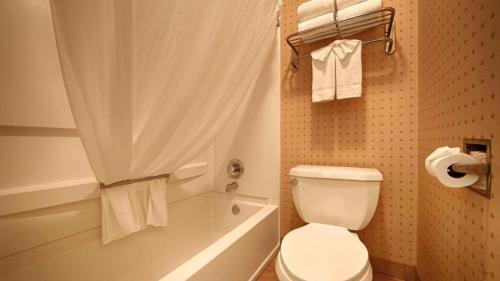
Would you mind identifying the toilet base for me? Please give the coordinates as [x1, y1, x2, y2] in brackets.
[275, 251, 373, 281]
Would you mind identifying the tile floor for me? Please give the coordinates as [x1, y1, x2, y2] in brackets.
[256, 256, 404, 281]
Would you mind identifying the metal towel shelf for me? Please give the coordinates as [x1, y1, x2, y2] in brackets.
[286, 7, 396, 72]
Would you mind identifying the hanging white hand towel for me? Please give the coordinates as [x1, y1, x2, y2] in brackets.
[311, 43, 336, 102]
[331, 39, 363, 99]
[100, 178, 168, 244]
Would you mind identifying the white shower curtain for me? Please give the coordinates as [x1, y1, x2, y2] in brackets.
[50, 0, 279, 243]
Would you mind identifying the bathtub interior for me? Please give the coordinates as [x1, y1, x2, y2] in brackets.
[0, 192, 275, 281]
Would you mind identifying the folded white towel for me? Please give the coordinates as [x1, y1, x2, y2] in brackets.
[332, 39, 362, 99]
[311, 39, 362, 102]
[298, 0, 382, 31]
[101, 178, 168, 244]
[337, 0, 382, 20]
[298, 0, 366, 23]
[311, 44, 336, 102]
[298, 0, 334, 23]
[425, 146, 461, 176]
[299, 12, 335, 31]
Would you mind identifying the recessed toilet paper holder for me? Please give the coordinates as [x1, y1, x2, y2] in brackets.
[452, 139, 492, 198]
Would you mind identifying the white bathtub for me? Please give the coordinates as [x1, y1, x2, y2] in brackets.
[1, 192, 279, 281]
[163, 192, 279, 281]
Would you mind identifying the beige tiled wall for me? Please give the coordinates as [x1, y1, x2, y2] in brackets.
[417, 1, 500, 280]
[280, 0, 418, 265]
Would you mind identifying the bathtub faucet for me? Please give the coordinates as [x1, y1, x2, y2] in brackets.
[225, 182, 239, 192]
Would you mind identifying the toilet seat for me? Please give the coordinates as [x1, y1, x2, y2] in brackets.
[277, 223, 370, 281]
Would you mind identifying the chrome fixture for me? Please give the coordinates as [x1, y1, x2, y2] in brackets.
[232, 204, 240, 215]
[226, 182, 239, 192]
[227, 159, 244, 179]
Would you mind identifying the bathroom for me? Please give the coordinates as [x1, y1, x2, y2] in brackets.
[0, 0, 498, 280]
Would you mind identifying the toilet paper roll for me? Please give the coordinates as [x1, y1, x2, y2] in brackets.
[425, 146, 461, 176]
[430, 153, 480, 188]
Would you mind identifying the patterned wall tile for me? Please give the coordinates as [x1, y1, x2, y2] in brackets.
[417, 0, 500, 280]
[280, 0, 418, 265]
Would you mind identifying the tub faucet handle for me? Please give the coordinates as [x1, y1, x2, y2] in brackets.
[227, 159, 244, 179]
[226, 182, 239, 192]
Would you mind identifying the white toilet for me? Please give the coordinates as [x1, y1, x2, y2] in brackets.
[276, 165, 383, 281]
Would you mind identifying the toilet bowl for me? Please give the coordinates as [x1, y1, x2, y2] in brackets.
[275, 224, 372, 281]
[276, 165, 383, 281]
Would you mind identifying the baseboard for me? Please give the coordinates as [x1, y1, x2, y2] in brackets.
[370, 257, 420, 281]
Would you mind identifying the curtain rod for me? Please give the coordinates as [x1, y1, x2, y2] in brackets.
[100, 173, 170, 189]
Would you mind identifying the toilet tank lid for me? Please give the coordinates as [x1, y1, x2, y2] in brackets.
[290, 165, 383, 181]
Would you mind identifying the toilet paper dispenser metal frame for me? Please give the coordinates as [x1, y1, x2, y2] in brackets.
[451, 138, 492, 199]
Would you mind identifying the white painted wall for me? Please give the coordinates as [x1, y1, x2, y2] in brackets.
[0, 0, 74, 128]
[214, 33, 281, 201]
[0, 136, 93, 188]
[0, 0, 93, 191]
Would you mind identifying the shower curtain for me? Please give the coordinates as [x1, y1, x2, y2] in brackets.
[50, 0, 279, 243]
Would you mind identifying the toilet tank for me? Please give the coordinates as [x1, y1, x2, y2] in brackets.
[289, 165, 383, 230]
